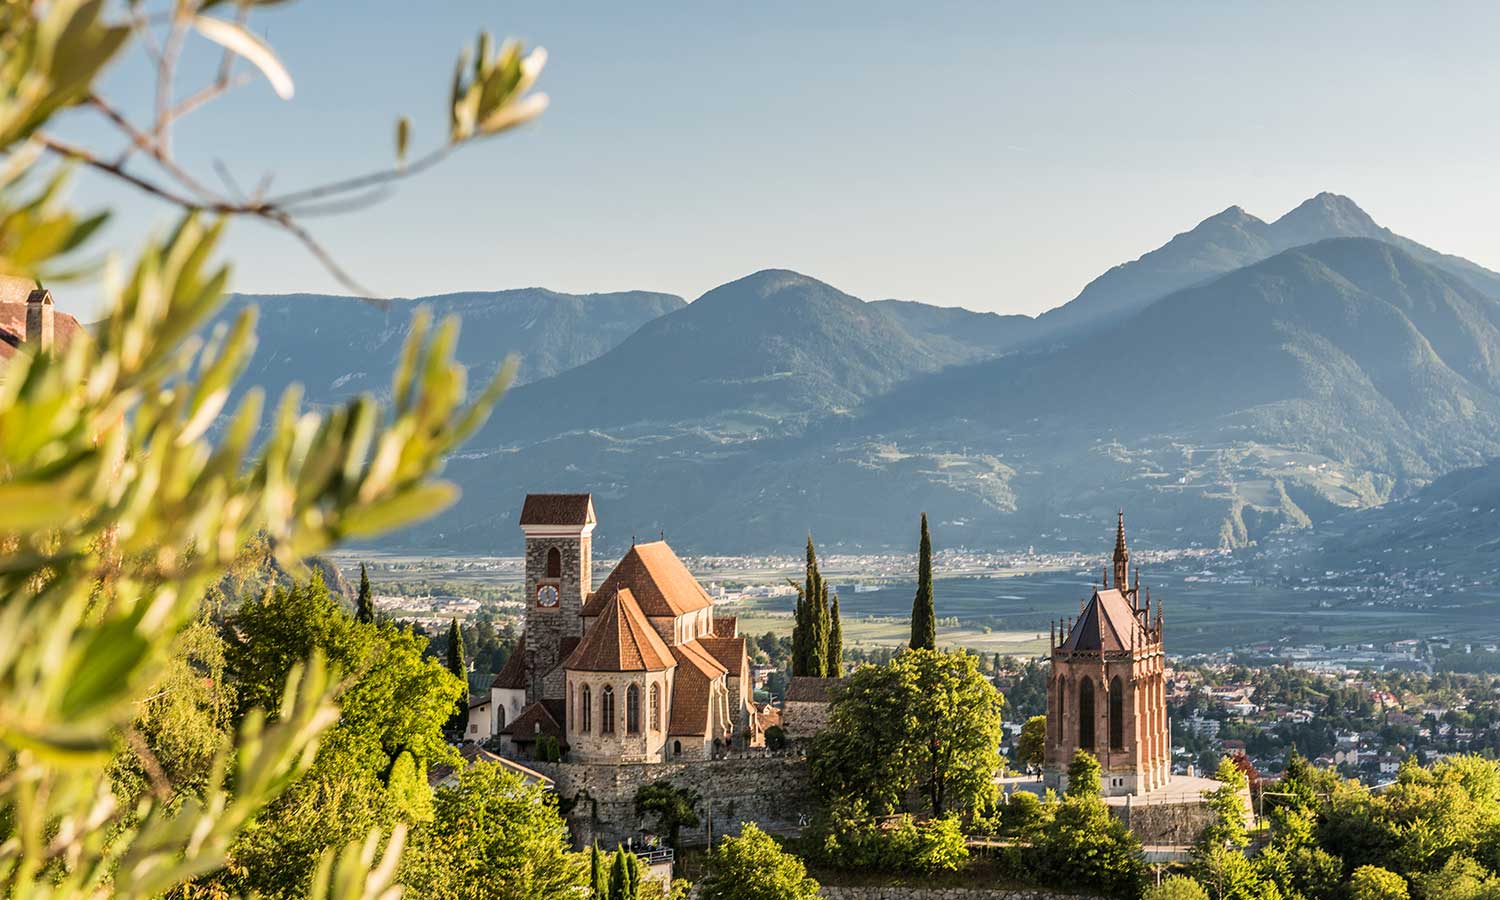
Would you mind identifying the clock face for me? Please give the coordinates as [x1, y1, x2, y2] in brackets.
[536, 584, 560, 608]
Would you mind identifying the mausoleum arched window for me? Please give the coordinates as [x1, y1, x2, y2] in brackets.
[581, 685, 592, 733]
[1079, 677, 1095, 751]
[627, 684, 641, 734]
[601, 685, 616, 734]
[1109, 676, 1125, 750]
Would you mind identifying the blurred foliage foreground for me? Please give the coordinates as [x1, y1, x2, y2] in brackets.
[0, 1, 558, 897]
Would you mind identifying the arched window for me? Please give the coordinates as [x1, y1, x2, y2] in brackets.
[546, 546, 561, 579]
[626, 684, 641, 734]
[650, 683, 661, 731]
[1057, 676, 1067, 741]
[1109, 676, 1125, 750]
[673, 740, 682, 757]
[498, 706, 506, 730]
[1078, 677, 1095, 751]
[601, 685, 616, 734]
[581, 686, 592, 733]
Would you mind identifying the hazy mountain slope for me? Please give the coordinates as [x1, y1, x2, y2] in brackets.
[1033, 193, 1500, 341]
[476, 270, 1002, 443]
[215, 287, 684, 408]
[869, 299, 1036, 363]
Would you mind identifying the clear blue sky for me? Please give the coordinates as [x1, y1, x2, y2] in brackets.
[64, 1, 1500, 318]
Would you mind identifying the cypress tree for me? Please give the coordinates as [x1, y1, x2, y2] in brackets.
[826, 591, 843, 678]
[590, 845, 608, 899]
[355, 563, 374, 624]
[910, 512, 936, 650]
[445, 618, 469, 735]
[608, 847, 629, 900]
[624, 850, 640, 899]
[806, 537, 828, 676]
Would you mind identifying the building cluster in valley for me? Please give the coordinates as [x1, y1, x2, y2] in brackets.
[462, 497, 1237, 857]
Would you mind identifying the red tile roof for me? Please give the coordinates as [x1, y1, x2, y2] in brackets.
[564, 588, 675, 672]
[583, 541, 713, 618]
[712, 616, 737, 637]
[0, 300, 86, 360]
[785, 676, 842, 703]
[667, 640, 729, 738]
[1059, 588, 1147, 653]
[503, 699, 564, 743]
[491, 638, 528, 690]
[518, 493, 595, 526]
[698, 636, 747, 676]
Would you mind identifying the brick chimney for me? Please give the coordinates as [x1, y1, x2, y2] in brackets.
[25, 288, 53, 352]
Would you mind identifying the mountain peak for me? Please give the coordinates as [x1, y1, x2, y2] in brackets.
[1273, 192, 1382, 240]
[1201, 204, 1258, 226]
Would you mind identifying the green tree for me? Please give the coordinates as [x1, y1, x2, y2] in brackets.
[811, 648, 1002, 816]
[1193, 845, 1281, 900]
[400, 761, 586, 900]
[790, 536, 834, 677]
[699, 823, 820, 900]
[446, 617, 470, 737]
[608, 848, 631, 900]
[1016, 715, 1047, 771]
[1031, 792, 1146, 898]
[826, 592, 844, 678]
[1066, 749, 1102, 799]
[1145, 876, 1211, 900]
[910, 512, 936, 650]
[224, 576, 464, 895]
[1350, 866, 1410, 900]
[0, 3, 543, 898]
[1201, 756, 1249, 850]
[590, 844, 610, 900]
[635, 780, 702, 851]
[357, 563, 375, 624]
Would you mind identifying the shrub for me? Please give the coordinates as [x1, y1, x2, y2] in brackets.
[765, 725, 787, 751]
[699, 823, 820, 900]
[1145, 875, 1211, 900]
[1350, 866, 1410, 900]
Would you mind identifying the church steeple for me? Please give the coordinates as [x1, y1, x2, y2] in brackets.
[1112, 510, 1129, 591]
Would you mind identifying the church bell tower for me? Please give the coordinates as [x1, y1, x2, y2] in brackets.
[517, 493, 595, 702]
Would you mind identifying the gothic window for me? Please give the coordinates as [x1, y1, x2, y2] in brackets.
[650, 683, 661, 731]
[1057, 676, 1067, 741]
[581, 686, 592, 733]
[1078, 677, 1095, 751]
[627, 684, 641, 734]
[673, 740, 682, 757]
[546, 546, 561, 579]
[1109, 676, 1124, 751]
[601, 685, 616, 734]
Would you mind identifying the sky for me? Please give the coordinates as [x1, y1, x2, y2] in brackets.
[60, 1, 1500, 319]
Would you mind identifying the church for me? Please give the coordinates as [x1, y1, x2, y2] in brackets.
[471, 494, 760, 762]
[1043, 513, 1172, 797]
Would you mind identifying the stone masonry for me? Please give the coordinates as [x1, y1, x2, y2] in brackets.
[528, 754, 814, 848]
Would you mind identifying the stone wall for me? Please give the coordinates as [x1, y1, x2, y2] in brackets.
[818, 888, 1103, 900]
[783, 700, 832, 740]
[530, 754, 815, 848]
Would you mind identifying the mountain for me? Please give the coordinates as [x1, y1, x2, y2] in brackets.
[212, 287, 685, 409]
[475, 270, 1032, 443]
[411, 237, 1500, 554]
[1034, 193, 1500, 341]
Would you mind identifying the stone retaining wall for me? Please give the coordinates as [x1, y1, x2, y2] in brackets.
[530, 754, 815, 848]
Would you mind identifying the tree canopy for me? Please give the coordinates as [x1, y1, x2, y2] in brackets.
[811, 648, 1002, 817]
[699, 824, 820, 900]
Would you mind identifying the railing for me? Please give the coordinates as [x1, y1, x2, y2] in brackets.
[634, 847, 674, 865]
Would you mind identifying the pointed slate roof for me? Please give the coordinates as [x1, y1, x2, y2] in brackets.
[564, 588, 675, 672]
[583, 540, 714, 618]
[518, 493, 595, 526]
[1059, 588, 1146, 653]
